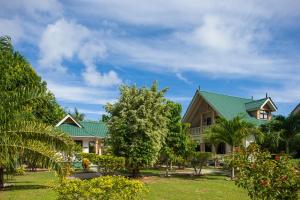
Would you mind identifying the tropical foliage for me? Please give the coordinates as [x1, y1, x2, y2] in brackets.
[0, 36, 75, 188]
[204, 116, 260, 179]
[160, 101, 193, 175]
[234, 144, 300, 200]
[105, 82, 169, 176]
[268, 114, 300, 154]
[53, 176, 146, 200]
[70, 107, 85, 121]
[0, 36, 65, 125]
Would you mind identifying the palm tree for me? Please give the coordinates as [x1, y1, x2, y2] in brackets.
[0, 86, 75, 189]
[204, 116, 259, 179]
[71, 107, 85, 121]
[272, 115, 300, 154]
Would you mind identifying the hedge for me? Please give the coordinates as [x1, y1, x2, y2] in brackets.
[81, 153, 125, 175]
[53, 176, 146, 200]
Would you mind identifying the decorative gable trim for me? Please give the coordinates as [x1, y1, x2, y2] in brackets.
[55, 114, 82, 128]
[260, 98, 277, 112]
[291, 103, 300, 115]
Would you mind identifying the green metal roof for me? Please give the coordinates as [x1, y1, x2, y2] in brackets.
[199, 91, 268, 125]
[245, 98, 268, 111]
[58, 121, 108, 138]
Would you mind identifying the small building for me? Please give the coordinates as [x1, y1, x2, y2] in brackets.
[291, 103, 300, 116]
[182, 90, 277, 154]
[56, 114, 108, 155]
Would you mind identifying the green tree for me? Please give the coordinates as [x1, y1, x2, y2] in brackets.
[70, 107, 85, 121]
[105, 82, 169, 176]
[0, 36, 65, 125]
[271, 115, 300, 154]
[0, 87, 75, 189]
[204, 116, 259, 179]
[189, 152, 211, 175]
[160, 101, 193, 175]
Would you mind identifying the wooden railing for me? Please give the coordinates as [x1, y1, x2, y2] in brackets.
[190, 125, 211, 142]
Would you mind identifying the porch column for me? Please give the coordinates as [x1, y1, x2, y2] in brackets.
[95, 139, 99, 154]
[200, 143, 205, 152]
[98, 140, 102, 155]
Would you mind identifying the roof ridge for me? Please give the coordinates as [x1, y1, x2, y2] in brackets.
[200, 90, 252, 101]
[245, 97, 268, 104]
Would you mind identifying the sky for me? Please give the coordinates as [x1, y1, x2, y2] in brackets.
[1, 0, 300, 120]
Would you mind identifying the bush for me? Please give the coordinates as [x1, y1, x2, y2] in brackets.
[234, 144, 300, 200]
[15, 166, 25, 176]
[81, 153, 125, 175]
[53, 176, 146, 200]
[189, 152, 211, 175]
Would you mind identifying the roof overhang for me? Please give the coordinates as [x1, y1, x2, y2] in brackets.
[55, 114, 82, 128]
[291, 103, 300, 115]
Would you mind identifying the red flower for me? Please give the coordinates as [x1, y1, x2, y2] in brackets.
[275, 155, 280, 161]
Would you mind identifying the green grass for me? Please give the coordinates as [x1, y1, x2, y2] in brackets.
[0, 171, 59, 200]
[0, 170, 249, 200]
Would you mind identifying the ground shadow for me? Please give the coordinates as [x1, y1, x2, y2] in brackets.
[2, 184, 48, 191]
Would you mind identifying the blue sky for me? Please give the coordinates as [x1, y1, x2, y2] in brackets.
[1, 0, 300, 120]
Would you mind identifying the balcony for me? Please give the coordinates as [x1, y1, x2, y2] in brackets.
[190, 125, 211, 142]
[190, 127, 201, 141]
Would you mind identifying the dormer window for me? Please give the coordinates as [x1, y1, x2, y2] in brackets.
[259, 110, 269, 120]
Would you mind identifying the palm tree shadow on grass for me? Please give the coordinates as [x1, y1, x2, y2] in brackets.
[2, 184, 48, 191]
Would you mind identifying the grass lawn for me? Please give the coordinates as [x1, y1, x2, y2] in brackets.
[0, 170, 249, 200]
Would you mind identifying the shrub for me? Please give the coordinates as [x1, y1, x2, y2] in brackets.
[81, 153, 125, 175]
[234, 144, 300, 200]
[53, 176, 146, 200]
[189, 152, 211, 175]
[15, 166, 25, 176]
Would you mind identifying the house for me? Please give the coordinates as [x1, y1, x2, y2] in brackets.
[56, 114, 108, 155]
[182, 89, 277, 154]
[291, 103, 300, 116]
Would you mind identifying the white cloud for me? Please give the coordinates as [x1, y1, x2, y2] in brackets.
[76, 108, 107, 116]
[0, 18, 23, 42]
[39, 19, 122, 86]
[2, 0, 62, 20]
[47, 81, 117, 105]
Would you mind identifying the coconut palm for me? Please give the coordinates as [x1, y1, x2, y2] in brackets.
[0, 86, 75, 189]
[71, 107, 85, 121]
[271, 115, 300, 154]
[204, 116, 259, 179]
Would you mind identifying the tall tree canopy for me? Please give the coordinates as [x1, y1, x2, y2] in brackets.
[160, 101, 193, 174]
[0, 36, 65, 125]
[105, 82, 169, 176]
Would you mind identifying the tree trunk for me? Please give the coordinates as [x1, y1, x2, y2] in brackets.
[285, 141, 290, 154]
[0, 167, 4, 189]
[231, 146, 235, 180]
[132, 168, 140, 178]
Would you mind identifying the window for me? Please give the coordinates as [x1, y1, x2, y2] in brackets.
[259, 110, 269, 120]
[206, 117, 212, 125]
[89, 141, 96, 153]
[74, 140, 82, 147]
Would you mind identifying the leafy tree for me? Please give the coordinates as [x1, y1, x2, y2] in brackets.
[0, 36, 65, 125]
[0, 86, 75, 188]
[105, 82, 169, 176]
[271, 115, 300, 154]
[70, 107, 85, 121]
[101, 114, 110, 122]
[160, 101, 193, 175]
[204, 116, 259, 179]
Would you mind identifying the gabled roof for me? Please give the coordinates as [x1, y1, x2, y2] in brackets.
[183, 90, 277, 125]
[245, 98, 277, 112]
[291, 103, 300, 116]
[56, 115, 108, 138]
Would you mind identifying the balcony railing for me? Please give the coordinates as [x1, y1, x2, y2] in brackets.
[190, 125, 211, 142]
